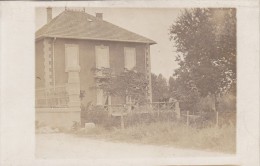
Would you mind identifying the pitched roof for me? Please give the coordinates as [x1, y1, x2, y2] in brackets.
[36, 10, 156, 44]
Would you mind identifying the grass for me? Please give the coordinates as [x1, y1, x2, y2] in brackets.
[74, 121, 236, 154]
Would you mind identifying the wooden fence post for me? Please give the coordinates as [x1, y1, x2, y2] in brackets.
[216, 111, 219, 127]
[175, 101, 181, 119]
[186, 111, 189, 126]
[157, 103, 160, 117]
[121, 114, 125, 129]
[44, 90, 47, 106]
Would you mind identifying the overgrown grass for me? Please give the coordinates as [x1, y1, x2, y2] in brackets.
[78, 94, 236, 153]
[75, 121, 236, 153]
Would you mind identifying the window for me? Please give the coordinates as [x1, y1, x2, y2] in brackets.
[95, 45, 110, 69]
[124, 47, 136, 70]
[96, 89, 111, 105]
[65, 44, 79, 71]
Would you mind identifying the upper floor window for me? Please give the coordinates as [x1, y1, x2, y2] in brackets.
[124, 47, 136, 70]
[65, 44, 79, 71]
[95, 45, 110, 69]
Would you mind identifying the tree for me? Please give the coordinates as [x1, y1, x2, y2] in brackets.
[95, 68, 149, 104]
[168, 76, 176, 96]
[169, 8, 236, 111]
[151, 73, 169, 102]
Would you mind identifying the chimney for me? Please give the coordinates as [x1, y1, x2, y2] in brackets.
[47, 7, 52, 23]
[96, 13, 103, 20]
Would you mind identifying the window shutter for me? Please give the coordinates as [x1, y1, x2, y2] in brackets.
[103, 48, 109, 68]
[124, 47, 136, 70]
[65, 44, 79, 70]
[96, 46, 109, 68]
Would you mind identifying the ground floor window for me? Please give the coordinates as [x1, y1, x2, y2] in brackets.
[96, 89, 111, 105]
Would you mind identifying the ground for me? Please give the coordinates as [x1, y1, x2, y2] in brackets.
[36, 133, 231, 159]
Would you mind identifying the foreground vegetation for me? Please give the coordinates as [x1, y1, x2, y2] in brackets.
[78, 93, 236, 154]
[74, 121, 236, 154]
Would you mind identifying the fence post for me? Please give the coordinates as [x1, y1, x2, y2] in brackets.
[157, 103, 160, 117]
[45, 90, 48, 106]
[186, 111, 189, 126]
[175, 101, 181, 119]
[216, 111, 219, 127]
[120, 114, 125, 129]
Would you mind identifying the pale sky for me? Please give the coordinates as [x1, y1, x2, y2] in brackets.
[36, 7, 181, 79]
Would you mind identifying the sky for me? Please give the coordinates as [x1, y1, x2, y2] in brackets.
[36, 7, 181, 79]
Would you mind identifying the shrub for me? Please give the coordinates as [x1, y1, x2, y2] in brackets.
[71, 121, 81, 132]
[81, 103, 178, 128]
[81, 106, 120, 128]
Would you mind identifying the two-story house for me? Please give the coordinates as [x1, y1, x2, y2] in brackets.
[35, 8, 156, 128]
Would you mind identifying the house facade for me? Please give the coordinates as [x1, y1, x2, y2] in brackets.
[35, 8, 155, 128]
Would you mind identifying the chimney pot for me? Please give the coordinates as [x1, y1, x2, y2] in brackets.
[96, 13, 103, 20]
[47, 7, 52, 23]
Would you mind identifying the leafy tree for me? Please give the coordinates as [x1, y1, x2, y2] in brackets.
[169, 8, 236, 111]
[94, 68, 149, 104]
[151, 73, 169, 102]
[168, 76, 176, 96]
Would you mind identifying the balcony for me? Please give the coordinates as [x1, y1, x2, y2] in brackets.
[93, 67, 114, 79]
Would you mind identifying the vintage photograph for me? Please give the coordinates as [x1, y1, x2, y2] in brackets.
[35, 7, 236, 158]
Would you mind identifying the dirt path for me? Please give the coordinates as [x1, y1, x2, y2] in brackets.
[36, 133, 231, 159]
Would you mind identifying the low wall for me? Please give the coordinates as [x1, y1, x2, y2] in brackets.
[36, 107, 81, 129]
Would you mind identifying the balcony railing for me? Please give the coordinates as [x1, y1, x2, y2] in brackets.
[35, 85, 69, 108]
[93, 67, 114, 78]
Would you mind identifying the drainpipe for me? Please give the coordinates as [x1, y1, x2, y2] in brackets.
[52, 37, 56, 89]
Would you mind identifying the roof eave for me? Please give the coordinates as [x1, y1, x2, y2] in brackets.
[35, 35, 156, 45]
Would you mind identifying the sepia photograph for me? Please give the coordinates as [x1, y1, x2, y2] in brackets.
[1, 0, 259, 166]
[35, 7, 237, 159]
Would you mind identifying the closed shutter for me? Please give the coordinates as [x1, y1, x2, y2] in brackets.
[65, 45, 79, 70]
[96, 46, 110, 68]
[124, 47, 136, 70]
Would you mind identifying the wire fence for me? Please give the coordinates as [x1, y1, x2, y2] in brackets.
[87, 102, 176, 115]
[180, 110, 236, 128]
